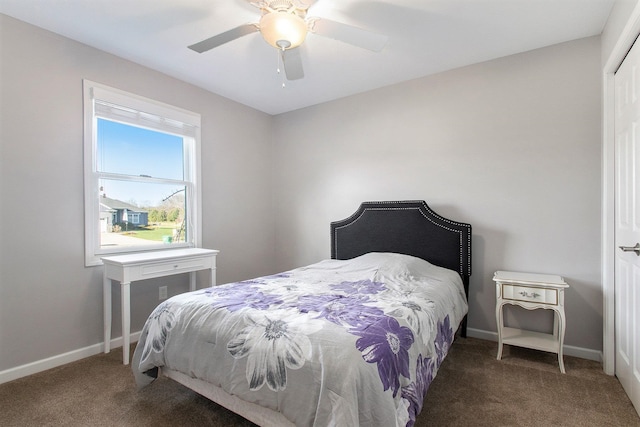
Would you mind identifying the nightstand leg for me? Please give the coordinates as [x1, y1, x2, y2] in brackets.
[496, 303, 504, 360]
[556, 309, 566, 373]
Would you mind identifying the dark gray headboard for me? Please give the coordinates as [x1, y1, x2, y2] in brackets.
[330, 200, 472, 334]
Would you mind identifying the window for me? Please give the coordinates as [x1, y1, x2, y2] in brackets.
[83, 80, 202, 266]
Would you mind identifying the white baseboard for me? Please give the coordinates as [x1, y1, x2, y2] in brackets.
[466, 327, 604, 363]
[0, 331, 141, 385]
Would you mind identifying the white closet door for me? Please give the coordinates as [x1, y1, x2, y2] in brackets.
[614, 34, 640, 417]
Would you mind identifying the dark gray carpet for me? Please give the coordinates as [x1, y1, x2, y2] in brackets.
[1, 337, 638, 426]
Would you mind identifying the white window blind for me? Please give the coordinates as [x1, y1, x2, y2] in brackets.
[90, 86, 199, 138]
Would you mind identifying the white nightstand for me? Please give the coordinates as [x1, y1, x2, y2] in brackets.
[494, 270, 569, 373]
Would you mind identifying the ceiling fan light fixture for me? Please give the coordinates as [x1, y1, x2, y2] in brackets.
[259, 11, 308, 50]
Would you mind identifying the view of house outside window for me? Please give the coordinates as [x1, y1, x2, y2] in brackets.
[83, 80, 201, 266]
[97, 119, 188, 248]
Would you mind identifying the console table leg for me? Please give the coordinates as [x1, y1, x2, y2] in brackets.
[189, 271, 196, 292]
[103, 274, 111, 354]
[121, 281, 131, 365]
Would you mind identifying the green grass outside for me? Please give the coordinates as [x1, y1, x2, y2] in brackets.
[121, 225, 180, 242]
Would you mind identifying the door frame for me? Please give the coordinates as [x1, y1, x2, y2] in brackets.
[602, 4, 640, 376]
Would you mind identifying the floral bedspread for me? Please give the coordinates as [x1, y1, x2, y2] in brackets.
[132, 252, 468, 427]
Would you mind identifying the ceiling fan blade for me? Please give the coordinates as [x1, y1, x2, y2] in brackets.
[188, 24, 258, 53]
[282, 47, 304, 80]
[310, 18, 388, 52]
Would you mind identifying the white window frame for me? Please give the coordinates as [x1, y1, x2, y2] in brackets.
[83, 80, 202, 266]
[129, 213, 140, 225]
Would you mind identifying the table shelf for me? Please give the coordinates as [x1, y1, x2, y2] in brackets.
[501, 327, 559, 353]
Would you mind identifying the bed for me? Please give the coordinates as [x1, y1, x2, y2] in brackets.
[132, 200, 472, 427]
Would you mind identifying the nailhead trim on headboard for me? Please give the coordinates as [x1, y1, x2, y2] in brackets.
[330, 200, 472, 278]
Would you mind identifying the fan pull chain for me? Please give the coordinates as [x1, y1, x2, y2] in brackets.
[277, 47, 286, 89]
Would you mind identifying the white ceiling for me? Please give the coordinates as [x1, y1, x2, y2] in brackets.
[0, 0, 614, 115]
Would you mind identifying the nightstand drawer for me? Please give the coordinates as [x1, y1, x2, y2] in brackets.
[502, 284, 558, 305]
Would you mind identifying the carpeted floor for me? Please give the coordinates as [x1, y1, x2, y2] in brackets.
[1, 337, 638, 426]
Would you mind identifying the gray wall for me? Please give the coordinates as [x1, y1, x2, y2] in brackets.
[0, 13, 606, 375]
[0, 15, 275, 372]
[272, 36, 603, 353]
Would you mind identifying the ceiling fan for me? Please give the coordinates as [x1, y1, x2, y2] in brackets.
[188, 0, 388, 81]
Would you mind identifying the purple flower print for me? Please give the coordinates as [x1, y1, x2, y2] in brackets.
[262, 272, 292, 280]
[401, 354, 436, 427]
[331, 279, 386, 295]
[434, 315, 454, 366]
[353, 316, 414, 396]
[297, 294, 385, 328]
[205, 282, 283, 312]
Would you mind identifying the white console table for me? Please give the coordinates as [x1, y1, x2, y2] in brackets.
[102, 248, 218, 365]
[494, 270, 569, 373]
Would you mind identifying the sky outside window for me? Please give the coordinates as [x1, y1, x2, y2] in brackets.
[97, 118, 185, 206]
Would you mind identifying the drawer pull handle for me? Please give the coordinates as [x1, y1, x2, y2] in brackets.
[519, 291, 540, 299]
